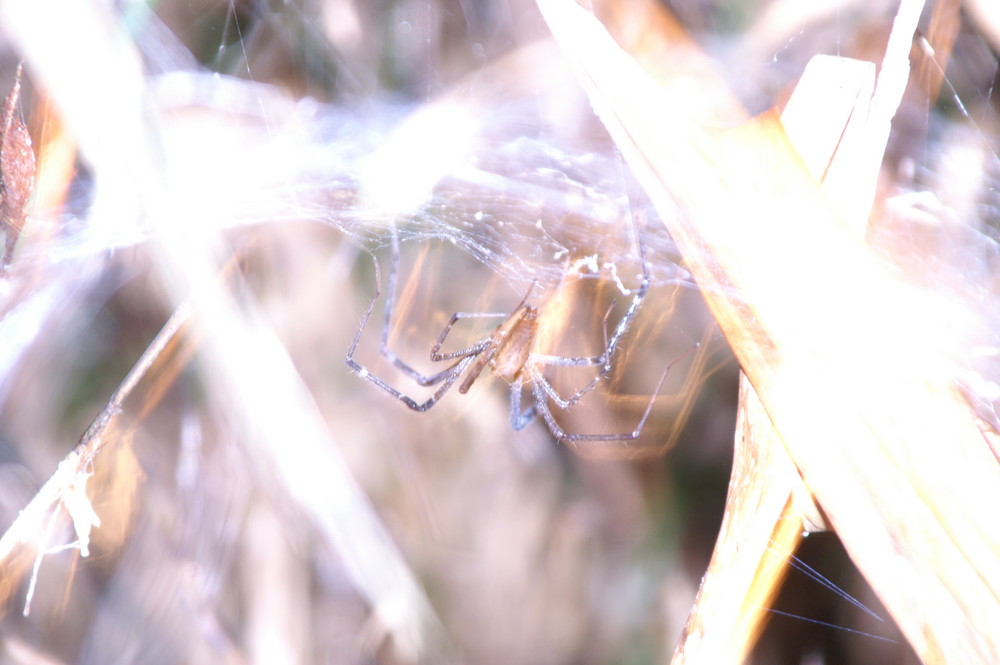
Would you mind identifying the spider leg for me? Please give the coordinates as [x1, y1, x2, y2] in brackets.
[589, 206, 651, 379]
[531, 366, 585, 409]
[530, 353, 604, 367]
[349, 353, 476, 412]
[527, 297, 619, 409]
[527, 210, 652, 409]
[346, 252, 474, 410]
[532, 293, 617, 374]
[528, 362, 671, 444]
[368, 228, 490, 386]
[346, 253, 384, 369]
[508, 376, 536, 430]
[430, 280, 537, 361]
[429, 311, 509, 362]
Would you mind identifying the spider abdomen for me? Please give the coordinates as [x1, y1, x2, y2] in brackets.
[492, 305, 539, 382]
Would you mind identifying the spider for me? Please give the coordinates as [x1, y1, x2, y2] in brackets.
[345, 216, 688, 444]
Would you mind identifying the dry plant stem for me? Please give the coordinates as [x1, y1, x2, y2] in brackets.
[538, 0, 1000, 663]
[673, 376, 808, 662]
[918, 0, 962, 101]
[0, 63, 36, 266]
[594, 3, 845, 662]
[674, 51, 880, 664]
[0, 240, 247, 611]
[0, 296, 192, 577]
[5, 0, 445, 655]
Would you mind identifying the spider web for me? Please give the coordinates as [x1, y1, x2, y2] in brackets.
[22, 72, 692, 298]
[331, 139, 691, 292]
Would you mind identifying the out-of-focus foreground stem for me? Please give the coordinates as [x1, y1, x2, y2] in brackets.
[538, 0, 1000, 663]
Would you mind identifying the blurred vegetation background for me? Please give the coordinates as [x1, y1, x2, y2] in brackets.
[3, 0, 996, 662]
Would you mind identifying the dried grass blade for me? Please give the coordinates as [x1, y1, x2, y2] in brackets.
[537, 0, 1000, 662]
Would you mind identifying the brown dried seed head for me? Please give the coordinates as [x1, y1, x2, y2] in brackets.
[0, 64, 36, 261]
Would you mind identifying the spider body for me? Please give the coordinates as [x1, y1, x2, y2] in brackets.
[461, 303, 539, 392]
[346, 214, 681, 444]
